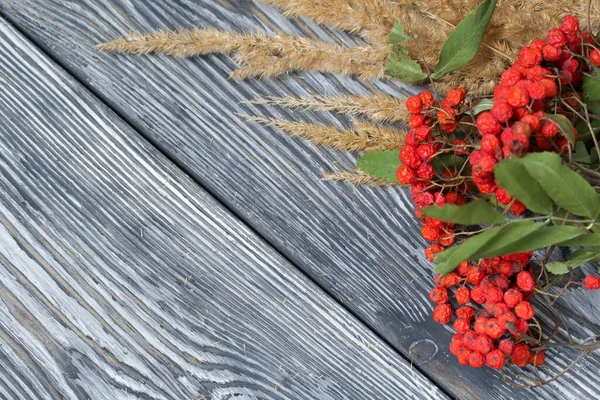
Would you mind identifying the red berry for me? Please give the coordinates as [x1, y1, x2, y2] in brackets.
[456, 306, 475, 320]
[406, 95, 423, 114]
[529, 351, 546, 366]
[490, 100, 514, 122]
[396, 165, 417, 185]
[516, 271, 535, 292]
[421, 225, 440, 242]
[498, 339, 514, 356]
[468, 351, 485, 368]
[467, 267, 485, 285]
[511, 344, 531, 367]
[480, 134, 500, 154]
[485, 286, 504, 305]
[547, 28, 567, 48]
[454, 286, 470, 304]
[400, 145, 421, 168]
[514, 301, 535, 320]
[506, 86, 530, 108]
[441, 272, 462, 288]
[419, 90, 435, 109]
[429, 287, 449, 304]
[503, 288, 523, 308]
[445, 86, 467, 108]
[486, 349, 505, 369]
[584, 275, 600, 290]
[476, 112, 501, 135]
[543, 45, 562, 62]
[417, 162, 435, 181]
[590, 49, 600, 67]
[454, 317, 471, 334]
[449, 334, 465, 355]
[474, 334, 493, 354]
[416, 144, 436, 161]
[560, 16, 579, 34]
[433, 303, 453, 324]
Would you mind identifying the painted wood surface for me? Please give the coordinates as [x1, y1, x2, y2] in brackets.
[0, 1, 599, 398]
[0, 17, 449, 400]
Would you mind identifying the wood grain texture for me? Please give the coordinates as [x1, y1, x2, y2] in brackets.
[1, 1, 598, 398]
[0, 17, 447, 400]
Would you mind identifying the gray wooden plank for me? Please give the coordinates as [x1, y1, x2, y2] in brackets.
[0, 17, 447, 400]
[1, 1, 599, 398]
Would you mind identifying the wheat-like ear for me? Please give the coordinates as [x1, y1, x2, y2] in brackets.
[261, 0, 407, 42]
[98, 29, 389, 79]
[250, 94, 411, 123]
[242, 115, 405, 152]
[323, 170, 402, 186]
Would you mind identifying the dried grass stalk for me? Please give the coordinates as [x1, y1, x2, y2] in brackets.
[98, 29, 388, 79]
[261, 0, 405, 42]
[251, 94, 411, 123]
[244, 115, 405, 152]
[323, 170, 401, 186]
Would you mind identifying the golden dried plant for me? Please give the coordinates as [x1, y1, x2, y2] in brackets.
[99, 0, 600, 185]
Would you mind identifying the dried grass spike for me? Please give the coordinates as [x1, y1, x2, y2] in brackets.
[323, 170, 401, 186]
[99, 28, 388, 80]
[261, 0, 406, 42]
[243, 115, 403, 152]
[251, 94, 411, 123]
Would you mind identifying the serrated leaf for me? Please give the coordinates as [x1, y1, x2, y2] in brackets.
[517, 152, 600, 219]
[385, 45, 428, 83]
[494, 158, 553, 214]
[421, 199, 508, 225]
[583, 67, 600, 102]
[432, 0, 497, 78]
[545, 114, 576, 145]
[356, 150, 400, 183]
[468, 99, 494, 116]
[387, 19, 411, 44]
[558, 232, 600, 247]
[484, 225, 589, 258]
[546, 247, 600, 275]
[435, 220, 542, 274]
[573, 141, 591, 164]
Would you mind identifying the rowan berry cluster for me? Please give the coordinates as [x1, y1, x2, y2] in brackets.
[430, 251, 545, 369]
[398, 15, 600, 372]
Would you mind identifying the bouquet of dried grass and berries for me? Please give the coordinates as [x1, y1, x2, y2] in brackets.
[100, 0, 600, 388]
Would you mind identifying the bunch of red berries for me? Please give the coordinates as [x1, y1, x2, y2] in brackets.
[430, 251, 544, 369]
[397, 15, 600, 372]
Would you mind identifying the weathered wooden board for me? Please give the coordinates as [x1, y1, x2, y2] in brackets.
[0, 17, 448, 400]
[1, 1, 598, 398]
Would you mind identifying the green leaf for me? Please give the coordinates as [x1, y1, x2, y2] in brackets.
[432, 154, 467, 173]
[357, 150, 401, 183]
[468, 99, 494, 116]
[545, 114, 576, 146]
[546, 247, 600, 275]
[385, 46, 428, 83]
[435, 220, 543, 274]
[517, 152, 600, 219]
[387, 20, 411, 44]
[591, 147, 599, 167]
[575, 119, 600, 144]
[494, 158, 553, 214]
[485, 225, 589, 258]
[432, 0, 497, 79]
[421, 199, 509, 225]
[557, 232, 600, 247]
[583, 67, 600, 102]
[573, 141, 591, 164]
